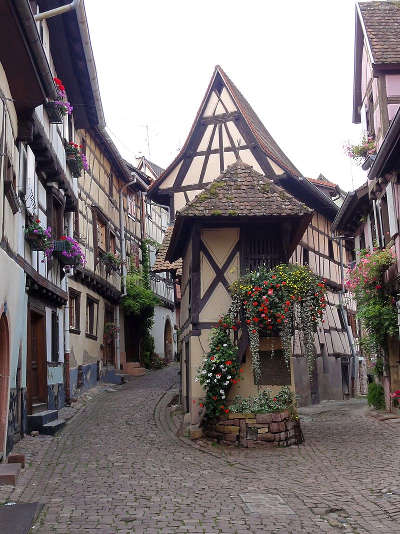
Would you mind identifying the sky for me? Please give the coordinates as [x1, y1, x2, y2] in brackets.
[84, 0, 365, 192]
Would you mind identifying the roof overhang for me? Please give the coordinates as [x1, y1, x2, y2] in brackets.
[368, 107, 400, 181]
[353, 4, 364, 124]
[331, 183, 368, 233]
[39, 0, 105, 129]
[0, 0, 57, 114]
[167, 212, 313, 264]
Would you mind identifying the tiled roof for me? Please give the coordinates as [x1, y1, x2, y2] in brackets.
[307, 177, 338, 189]
[152, 225, 182, 274]
[179, 160, 312, 218]
[218, 66, 301, 177]
[146, 159, 164, 179]
[358, 2, 400, 64]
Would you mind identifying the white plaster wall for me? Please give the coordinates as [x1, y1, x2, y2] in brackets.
[151, 305, 177, 359]
[0, 250, 27, 389]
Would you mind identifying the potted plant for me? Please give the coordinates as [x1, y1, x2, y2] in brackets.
[344, 134, 376, 165]
[64, 141, 89, 177]
[53, 235, 86, 266]
[99, 251, 122, 274]
[45, 77, 73, 124]
[25, 218, 52, 251]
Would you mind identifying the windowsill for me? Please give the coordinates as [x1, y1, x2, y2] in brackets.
[70, 328, 81, 335]
[85, 332, 98, 341]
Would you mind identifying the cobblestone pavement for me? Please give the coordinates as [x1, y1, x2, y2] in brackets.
[1, 365, 400, 533]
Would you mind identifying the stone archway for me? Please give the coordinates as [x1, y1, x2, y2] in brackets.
[0, 313, 10, 458]
[164, 319, 173, 362]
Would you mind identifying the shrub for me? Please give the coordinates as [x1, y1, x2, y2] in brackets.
[367, 382, 385, 410]
[229, 387, 295, 414]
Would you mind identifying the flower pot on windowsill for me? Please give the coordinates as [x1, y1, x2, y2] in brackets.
[66, 154, 82, 178]
[44, 101, 64, 124]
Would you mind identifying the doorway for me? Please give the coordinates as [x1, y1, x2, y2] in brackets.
[164, 319, 173, 361]
[27, 309, 47, 414]
[103, 304, 115, 366]
[0, 313, 10, 457]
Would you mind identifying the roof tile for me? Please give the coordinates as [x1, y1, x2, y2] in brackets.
[358, 2, 400, 64]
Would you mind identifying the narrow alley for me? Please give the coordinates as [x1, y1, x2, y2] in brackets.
[1, 366, 399, 534]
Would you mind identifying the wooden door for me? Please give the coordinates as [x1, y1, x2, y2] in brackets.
[103, 305, 115, 366]
[27, 309, 47, 414]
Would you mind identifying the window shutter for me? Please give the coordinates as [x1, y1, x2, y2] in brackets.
[373, 200, 383, 248]
[386, 182, 398, 238]
[51, 311, 59, 362]
[26, 146, 36, 216]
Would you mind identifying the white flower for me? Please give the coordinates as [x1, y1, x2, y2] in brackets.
[227, 376, 231, 380]
[223, 344, 227, 347]
[195, 377, 199, 382]
[221, 395, 225, 399]
[208, 373, 212, 377]
[220, 389, 225, 394]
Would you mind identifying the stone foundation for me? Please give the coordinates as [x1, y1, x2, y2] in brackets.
[204, 410, 303, 448]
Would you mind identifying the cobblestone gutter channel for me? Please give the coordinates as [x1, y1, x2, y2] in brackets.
[0, 366, 399, 533]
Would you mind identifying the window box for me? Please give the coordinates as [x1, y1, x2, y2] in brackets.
[53, 237, 85, 266]
[99, 251, 122, 274]
[65, 141, 88, 178]
[44, 101, 64, 124]
[25, 218, 53, 252]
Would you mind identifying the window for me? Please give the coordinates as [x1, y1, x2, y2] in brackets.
[74, 209, 80, 240]
[328, 239, 334, 260]
[242, 226, 284, 272]
[366, 93, 375, 138]
[128, 193, 136, 218]
[67, 114, 74, 143]
[380, 196, 391, 246]
[52, 197, 64, 239]
[69, 289, 81, 333]
[19, 143, 28, 196]
[86, 296, 99, 339]
[97, 219, 106, 251]
[51, 311, 59, 362]
[108, 173, 113, 198]
[303, 247, 309, 266]
[109, 231, 116, 254]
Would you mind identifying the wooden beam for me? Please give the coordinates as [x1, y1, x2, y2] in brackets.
[200, 111, 239, 125]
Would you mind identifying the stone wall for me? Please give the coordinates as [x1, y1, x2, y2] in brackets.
[205, 410, 303, 448]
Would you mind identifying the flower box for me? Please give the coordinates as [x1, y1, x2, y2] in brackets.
[99, 251, 122, 274]
[52, 237, 85, 266]
[66, 153, 82, 178]
[44, 101, 64, 124]
[25, 231, 48, 251]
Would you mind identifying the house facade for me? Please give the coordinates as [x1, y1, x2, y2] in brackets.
[148, 66, 358, 420]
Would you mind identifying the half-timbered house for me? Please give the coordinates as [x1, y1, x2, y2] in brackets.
[148, 66, 357, 418]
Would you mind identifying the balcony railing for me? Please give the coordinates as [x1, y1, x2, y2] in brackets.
[150, 272, 174, 307]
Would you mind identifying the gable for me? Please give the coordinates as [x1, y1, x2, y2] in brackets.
[150, 66, 337, 221]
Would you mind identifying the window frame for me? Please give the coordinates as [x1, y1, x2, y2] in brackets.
[85, 295, 99, 340]
[69, 288, 81, 334]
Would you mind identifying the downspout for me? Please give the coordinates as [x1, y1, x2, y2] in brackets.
[63, 211, 74, 405]
[0, 95, 7, 241]
[336, 236, 359, 397]
[34, 0, 83, 21]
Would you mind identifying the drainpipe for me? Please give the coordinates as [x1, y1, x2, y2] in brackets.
[63, 211, 74, 405]
[0, 95, 7, 240]
[119, 177, 137, 297]
[34, 0, 82, 21]
[334, 235, 359, 397]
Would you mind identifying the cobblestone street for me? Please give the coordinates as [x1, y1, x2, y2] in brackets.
[1, 365, 400, 534]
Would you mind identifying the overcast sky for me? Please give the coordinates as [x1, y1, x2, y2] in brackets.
[85, 0, 365, 191]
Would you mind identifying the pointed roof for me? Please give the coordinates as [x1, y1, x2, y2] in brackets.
[152, 225, 183, 274]
[148, 65, 301, 197]
[357, 2, 400, 65]
[167, 161, 313, 262]
[137, 156, 165, 180]
[179, 160, 311, 218]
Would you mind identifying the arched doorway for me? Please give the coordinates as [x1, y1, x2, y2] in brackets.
[164, 319, 173, 362]
[0, 313, 10, 458]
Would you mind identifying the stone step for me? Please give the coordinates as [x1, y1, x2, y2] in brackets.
[27, 410, 58, 432]
[124, 362, 141, 369]
[124, 366, 146, 377]
[7, 453, 25, 468]
[0, 462, 21, 486]
[41, 419, 66, 436]
[32, 402, 47, 414]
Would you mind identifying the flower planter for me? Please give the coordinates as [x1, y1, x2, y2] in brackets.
[204, 410, 303, 448]
[44, 101, 64, 124]
[66, 154, 82, 178]
[52, 239, 84, 266]
[25, 231, 48, 251]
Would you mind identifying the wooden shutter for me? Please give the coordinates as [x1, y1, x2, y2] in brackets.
[26, 146, 36, 216]
[51, 311, 59, 362]
[386, 182, 398, 238]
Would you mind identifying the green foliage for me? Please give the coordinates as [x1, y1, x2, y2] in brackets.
[140, 239, 151, 290]
[197, 315, 240, 420]
[347, 248, 397, 353]
[229, 387, 295, 414]
[121, 270, 159, 317]
[367, 382, 385, 410]
[143, 351, 168, 370]
[373, 358, 384, 377]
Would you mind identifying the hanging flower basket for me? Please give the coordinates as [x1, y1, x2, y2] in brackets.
[44, 101, 64, 124]
[25, 218, 52, 252]
[344, 134, 376, 166]
[53, 236, 86, 266]
[65, 141, 89, 178]
[99, 251, 122, 274]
